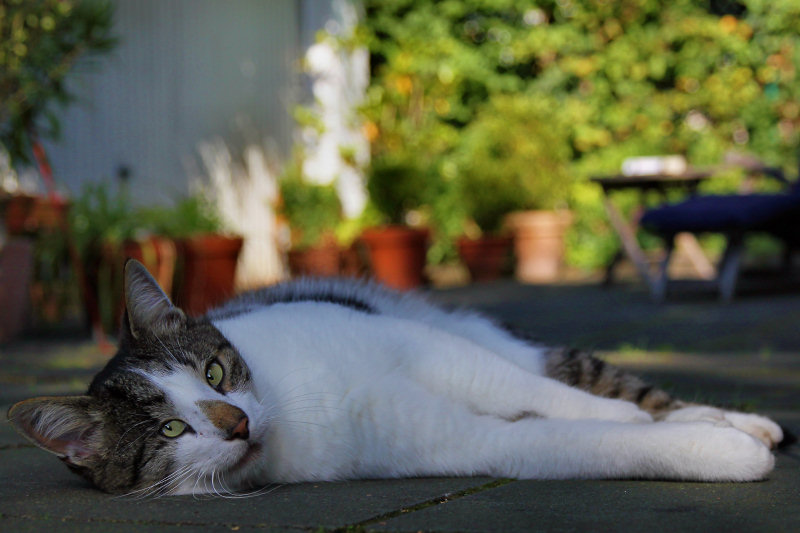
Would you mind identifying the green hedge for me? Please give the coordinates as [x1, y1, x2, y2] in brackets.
[360, 0, 800, 268]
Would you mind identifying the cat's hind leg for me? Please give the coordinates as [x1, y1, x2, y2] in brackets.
[544, 347, 783, 448]
[404, 333, 652, 423]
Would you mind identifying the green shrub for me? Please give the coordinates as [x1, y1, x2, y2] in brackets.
[456, 93, 572, 234]
[0, 0, 116, 166]
[359, 0, 800, 268]
[280, 176, 342, 250]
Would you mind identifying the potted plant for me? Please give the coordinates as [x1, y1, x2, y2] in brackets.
[278, 153, 344, 277]
[458, 94, 573, 283]
[0, 1, 115, 341]
[449, 158, 517, 282]
[144, 195, 243, 317]
[360, 155, 432, 290]
[69, 182, 175, 341]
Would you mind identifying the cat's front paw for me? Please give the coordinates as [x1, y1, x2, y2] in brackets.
[691, 425, 775, 481]
[587, 398, 653, 423]
[664, 407, 783, 448]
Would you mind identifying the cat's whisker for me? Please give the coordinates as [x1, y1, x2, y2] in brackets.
[214, 468, 284, 499]
[153, 334, 182, 368]
[118, 463, 195, 500]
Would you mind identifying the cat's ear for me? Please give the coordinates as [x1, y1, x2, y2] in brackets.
[7, 396, 102, 467]
[124, 259, 186, 339]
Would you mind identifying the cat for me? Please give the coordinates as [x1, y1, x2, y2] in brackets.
[8, 260, 783, 496]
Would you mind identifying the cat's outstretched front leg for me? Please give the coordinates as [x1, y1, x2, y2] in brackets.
[359, 383, 775, 482]
[461, 417, 775, 482]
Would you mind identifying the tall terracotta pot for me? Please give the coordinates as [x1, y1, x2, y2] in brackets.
[176, 234, 243, 316]
[83, 236, 177, 338]
[457, 235, 513, 282]
[360, 226, 428, 290]
[507, 210, 572, 283]
[3, 194, 37, 235]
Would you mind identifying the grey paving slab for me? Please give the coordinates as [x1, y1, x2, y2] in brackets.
[431, 281, 800, 353]
[0, 446, 492, 530]
[375, 451, 800, 533]
[0, 517, 271, 533]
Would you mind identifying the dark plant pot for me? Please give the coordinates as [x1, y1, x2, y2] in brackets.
[83, 236, 178, 338]
[360, 225, 428, 290]
[288, 242, 341, 278]
[506, 210, 572, 283]
[3, 194, 37, 235]
[0, 238, 35, 342]
[123, 237, 177, 297]
[457, 235, 513, 282]
[176, 234, 244, 316]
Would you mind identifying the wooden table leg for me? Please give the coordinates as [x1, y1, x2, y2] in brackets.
[674, 233, 715, 280]
[601, 196, 659, 298]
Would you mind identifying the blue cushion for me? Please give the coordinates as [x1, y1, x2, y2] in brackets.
[641, 193, 800, 236]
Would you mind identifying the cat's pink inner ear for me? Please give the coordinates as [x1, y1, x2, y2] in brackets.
[7, 396, 100, 465]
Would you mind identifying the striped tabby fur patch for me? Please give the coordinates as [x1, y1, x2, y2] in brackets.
[544, 347, 685, 418]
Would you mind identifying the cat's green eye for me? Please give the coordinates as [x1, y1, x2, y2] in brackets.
[205, 361, 224, 388]
[161, 419, 187, 438]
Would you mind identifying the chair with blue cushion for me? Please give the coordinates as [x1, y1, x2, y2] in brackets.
[640, 161, 800, 302]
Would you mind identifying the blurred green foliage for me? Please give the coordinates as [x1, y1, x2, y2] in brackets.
[359, 0, 800, 268]
[138, 195, 224, 240]
[455, 93, 572, 234]
[70, 183, 223, 264]
[69, 182, 139, 260]
[279, 151, 344, 250]
[0, 0, 116, 166]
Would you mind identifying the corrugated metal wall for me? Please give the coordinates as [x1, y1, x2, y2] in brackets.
[45, 0, 318, 205]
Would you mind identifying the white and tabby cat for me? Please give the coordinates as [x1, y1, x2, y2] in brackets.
[8, 260, 783, 495]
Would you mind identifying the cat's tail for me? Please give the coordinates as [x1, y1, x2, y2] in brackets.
[543, 347, 685, 419]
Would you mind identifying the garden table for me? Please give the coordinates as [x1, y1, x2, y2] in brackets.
[590, 170, 717, 301]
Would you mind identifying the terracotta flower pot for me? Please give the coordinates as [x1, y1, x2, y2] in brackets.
[82, 236, 178, 338]
[176, 234, 244, 316]
[360, 226, 428, 290]
[123, 237, 177, 297]
[457, 235, 513, 282]
[506, 210, 572, 283]
[2, 194, 37, 235]
[288, 242, 341, 278]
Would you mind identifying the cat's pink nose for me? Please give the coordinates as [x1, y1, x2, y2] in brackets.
[229, 416, 249, 441]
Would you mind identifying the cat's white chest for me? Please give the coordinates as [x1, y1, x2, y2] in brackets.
[211, 303, 439, 480]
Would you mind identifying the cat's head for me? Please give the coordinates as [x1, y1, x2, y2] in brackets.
[8, 260, 264, 495]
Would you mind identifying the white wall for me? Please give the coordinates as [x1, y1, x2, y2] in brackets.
[45, 0, 322, 205]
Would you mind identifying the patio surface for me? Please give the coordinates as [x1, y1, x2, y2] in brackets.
[1, 279, 798, 532]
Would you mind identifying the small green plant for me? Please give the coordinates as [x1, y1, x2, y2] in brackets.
[279, 152, 343, 250]
[366, 154, 435, 226]
[139, 194, 223, 240]
[456, 93, 572, 235]
[68, 181, 146, 333]
[69, 181, 140, 258]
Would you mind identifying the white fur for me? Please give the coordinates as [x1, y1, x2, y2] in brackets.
[185, 300, 779, 489]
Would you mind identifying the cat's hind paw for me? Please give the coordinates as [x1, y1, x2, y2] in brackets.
[663, 406, 783, 448]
